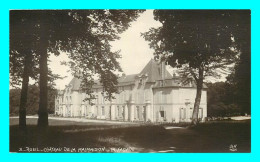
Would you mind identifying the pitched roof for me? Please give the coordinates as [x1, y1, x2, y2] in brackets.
[68, 77, 81, 91]
[118, 74, 137, 83]
[67, 59, 176, 90]
[139, 59, 172, 82]
[153, 78, 208, 89]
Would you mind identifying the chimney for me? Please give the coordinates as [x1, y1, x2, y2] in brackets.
[161, 60, 166, 80]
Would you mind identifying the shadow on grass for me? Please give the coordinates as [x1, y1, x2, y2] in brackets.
[10, 119, 251, 153]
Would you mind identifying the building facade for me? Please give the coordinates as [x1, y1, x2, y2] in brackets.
[55, 59, 207, 123]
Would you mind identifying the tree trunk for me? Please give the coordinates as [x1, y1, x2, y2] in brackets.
[19, 52, 30, 130]
[191, 68, 204, 125]
[37, 36, 49, 128]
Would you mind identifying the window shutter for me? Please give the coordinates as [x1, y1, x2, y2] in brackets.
[179, 108, 182, 120]
[139, 107, 142, 120]
[143, 106, 146, 120]
[184, 108, 186, 119]
[134, 107, 137, 119]
[156, 111, 159, 122]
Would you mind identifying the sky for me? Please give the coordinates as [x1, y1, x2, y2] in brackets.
[48, 10, 227, 90]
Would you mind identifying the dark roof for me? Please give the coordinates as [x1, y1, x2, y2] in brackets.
[153, 79, 208, 89]
[68, 77, 81, 91]
[118, 74, 137, 84]
[67, 59, 174, 90]
[139, 59, 172, 82]
[66, 59, 209, 90]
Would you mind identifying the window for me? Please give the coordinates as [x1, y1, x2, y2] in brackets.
[180, 108, 186, 120]
[159, 111, 165, 118]
[162, 91, 167, 103]
[96, 95, 99, 104]
[101, 106, 105, 116]
[136, 92, 139, 103]
[139, 78, 143, 85]
[199, 108, 203, 119]
[190, 108, 193, 119]
[124, 93, 127, 102]
[135, 106, 139, 120]
[158, 91, 163, 103]
[121, 92, 125, 103]
[101, 95, 104, 104]
[117, 106, 120, 117]
[159, 80, 164, 87]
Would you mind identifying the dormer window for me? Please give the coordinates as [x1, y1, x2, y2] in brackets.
[139, 78, 143, 85]
[159, 80, 164, 87]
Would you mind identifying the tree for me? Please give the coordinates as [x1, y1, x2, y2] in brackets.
[10, 11, 38, 129]
[206, 82, 241, 117]
[10, 10, 144, 128]
[10, 84, 57, 116]
[10, 11, 63, 128]
[142, 10, 249, 125]
[226, 11, 251, 115]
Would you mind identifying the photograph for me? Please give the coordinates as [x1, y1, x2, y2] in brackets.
[9, 9, 251, 153]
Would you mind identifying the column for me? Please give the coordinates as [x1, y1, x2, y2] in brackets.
[84, 105, 87, 117]
[62, 106, 64, 117]
[124, 105, 128, 121]
[129, 100, 135, 121]
[70, 105, 73, 117]
[145, 100, 151, 122]
[82, 105, 85, 117]
[91, 105, 95, 117]
[110, 102, 116, 120]
[96, 106, 99, 117]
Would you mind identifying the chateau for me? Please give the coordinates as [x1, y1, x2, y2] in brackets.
[55, 59, 207, 123]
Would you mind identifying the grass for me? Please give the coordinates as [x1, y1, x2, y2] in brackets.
[9, 118, 251, 153]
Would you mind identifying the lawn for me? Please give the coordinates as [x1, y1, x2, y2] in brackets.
[9, 118, 251, 153]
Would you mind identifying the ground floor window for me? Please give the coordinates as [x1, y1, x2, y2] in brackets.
[134, 106, 138, 120]
[159, 111, 165, 118]
[117, 106, 120, 117]
[142, 106, 146, 120]
[101, 106, 105, 116]
[122, 106, 125, 118]
[156, 107, 166, 122]
[199, 108, 203, 119]
[180, 108, 186, 121]
[190, 108, 193, 119]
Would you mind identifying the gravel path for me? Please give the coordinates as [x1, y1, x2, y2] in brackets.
[10, 116, 138, 125]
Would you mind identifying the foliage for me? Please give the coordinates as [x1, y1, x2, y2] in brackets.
[142, 10, 246, 124]
[226, 10, 251, 114]
[206, 82, 242, 117]
[10, 85, 57, 116]
[10, 9, 144, 100]
[142, 10, 238, 82]
[10, 10, 144, 127]
[58, 10, 144, 101]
